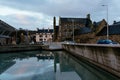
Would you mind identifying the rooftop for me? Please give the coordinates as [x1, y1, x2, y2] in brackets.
[60, 17, 88, 24]
[75, 27, 92, 35]
[37, 29, 53, 33]
[97, 24, 120, 36]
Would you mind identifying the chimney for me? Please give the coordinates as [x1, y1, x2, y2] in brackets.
[113, 20, 116, 24]
[87, 14, 90, 20]
[53, 16, 56, 28]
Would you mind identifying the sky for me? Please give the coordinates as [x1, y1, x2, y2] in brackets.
[0, 0, 120, 30]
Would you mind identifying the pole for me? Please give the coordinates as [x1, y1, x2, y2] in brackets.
[107, 5, 109, 40]
[16, 29, 17, 44]
[72, 19, 74, 42]
[102, 5, 109, 40]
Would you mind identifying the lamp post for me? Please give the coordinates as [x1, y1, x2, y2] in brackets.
[102, 5, 109, 40]
[72, 19, 74, 42]
[16, 29, 17, 44]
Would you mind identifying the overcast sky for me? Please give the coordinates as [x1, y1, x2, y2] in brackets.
[0, 0, 120, 30]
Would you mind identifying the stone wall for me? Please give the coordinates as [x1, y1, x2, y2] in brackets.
[0, 44, 43, 53]
[62, 44, 120, 77]
[75, 33, 120, 44]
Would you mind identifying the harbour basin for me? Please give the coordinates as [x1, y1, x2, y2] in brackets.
[0, 50, 119, 80]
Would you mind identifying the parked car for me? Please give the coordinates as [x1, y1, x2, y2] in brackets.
[97, 39, 119, 44]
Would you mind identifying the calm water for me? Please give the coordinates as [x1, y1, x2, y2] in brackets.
[0, 50, 119, 80]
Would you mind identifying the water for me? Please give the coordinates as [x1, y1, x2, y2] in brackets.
[0, 50, 119, 80]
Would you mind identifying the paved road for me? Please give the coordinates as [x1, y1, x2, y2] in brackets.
[44, 42, 62, 49]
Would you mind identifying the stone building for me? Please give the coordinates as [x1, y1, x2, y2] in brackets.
[76, 19, 120, 44]
[53, 14, 92, 42]
[74, 19, 107, 43]
[95, 21, 120, 43]
[77, 19, 107, 43]
[53, 14, 120, 44]
[74, 27, 93, 43]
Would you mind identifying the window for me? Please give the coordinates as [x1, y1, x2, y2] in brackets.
[40, 39, 43, 41]
[39, 35, 42, 37]
[45, 35, 47, 37]
[52, 35, 53, 37]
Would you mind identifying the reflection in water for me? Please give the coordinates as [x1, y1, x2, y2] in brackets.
[54, 51, 119, 80]
[0, 51, 55, 80]
[0, 51, 119, 80]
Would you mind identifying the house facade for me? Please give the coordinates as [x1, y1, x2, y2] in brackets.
[36, 28, 54, 43]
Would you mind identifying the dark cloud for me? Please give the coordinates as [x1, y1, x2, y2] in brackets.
[0, 0, 113, 18]
[0, 0, 120, 29]
[0, 0, 103, 16]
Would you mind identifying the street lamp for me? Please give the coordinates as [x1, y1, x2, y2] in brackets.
[72, 19, 74, 42]
[16, 29, 17, 44]
[102, 5, 109, 40]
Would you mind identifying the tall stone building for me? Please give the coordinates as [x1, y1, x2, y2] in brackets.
[53, 15, 120, 44]
[53, 14, 92, 42]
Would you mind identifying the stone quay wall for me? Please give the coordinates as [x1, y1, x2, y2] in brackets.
[62, 44, 120, 77]
[0, 44, 44, 53]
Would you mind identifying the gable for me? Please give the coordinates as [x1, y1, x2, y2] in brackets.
[96, 24, 120, 36]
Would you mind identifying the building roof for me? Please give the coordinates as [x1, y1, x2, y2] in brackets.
[75, 27, 92, 35]
[37, 29, 53, 33]
[0, 20, 16, 31]
[0, 19, 16, 37]
[93, 21, 101, 28]
[60, 18, 87, 25]
[0, 35, 10, 38]
[93, 19, 106, 28]
[97, 23, 120, 36]
[113, 21, 120, 25]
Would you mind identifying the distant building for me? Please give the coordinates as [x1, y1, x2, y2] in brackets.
[96, 21, 120, 43]
[36, 28, 54, 42]
[85, 19, 107, 43]
[73, 19, 107, 43]
[14, 28, 54, 44]
[53, 14, 93, 42]
[54, 15, 120, 43]
[74, 27, 92, 43]
[93, 19, 107, 35]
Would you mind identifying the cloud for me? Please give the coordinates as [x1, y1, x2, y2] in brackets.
[15, 14, 29, 25]
[0, 5, 53, 30]
[0, 0, 113, 20]
[0, 0, 120, 30]
[0, 0, 103, 16]
[2, 14, 53, 30]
